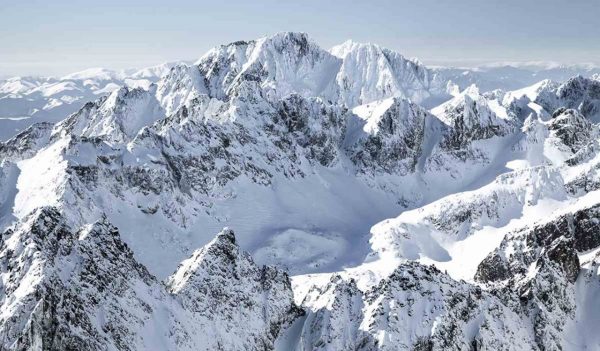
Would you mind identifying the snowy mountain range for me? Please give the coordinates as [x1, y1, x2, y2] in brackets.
[3, 36, 599, 143]
[2, 32, 600, 350]
[0, 63, 181, 141]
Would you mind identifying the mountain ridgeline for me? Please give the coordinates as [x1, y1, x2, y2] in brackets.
[1, 32, 600, 350]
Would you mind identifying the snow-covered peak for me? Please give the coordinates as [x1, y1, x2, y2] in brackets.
[553, 75, 600, 122]
[502, 79, 558, 105]
[258, 31, 314, 49]
[350, 97, 431, 137]
[156, 62, 207, 115]
[347, 96, 436, 176]
[167, 227, 241, 295]
[556, 75, 600, 100]
[55, 85, 165, 144]
[330, 39, 372, 58]
[432, 84, 513, 131]
[333, 39, 437, 107]
[192, 33, 444, 108]
[165, 228, 300, 349]
[196, 31, 340, 102]
[0, 76, 48, 95]
[461, 83, 480, 97]
[330, 39, 417, 65]
[331, 40, 392, 61]
[0, 121, 54, 162]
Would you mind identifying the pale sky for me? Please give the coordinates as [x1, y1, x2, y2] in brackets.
[1, 0, 599, 76]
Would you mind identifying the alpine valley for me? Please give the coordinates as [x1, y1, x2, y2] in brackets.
[1, 32, 600, 350]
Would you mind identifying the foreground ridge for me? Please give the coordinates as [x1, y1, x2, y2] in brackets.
[0, 210, 299, 350]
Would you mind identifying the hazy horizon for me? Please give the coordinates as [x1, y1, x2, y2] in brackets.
[2, 0, 599, 77]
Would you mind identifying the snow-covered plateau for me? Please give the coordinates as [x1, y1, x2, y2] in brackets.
[2, 32, 600, 350]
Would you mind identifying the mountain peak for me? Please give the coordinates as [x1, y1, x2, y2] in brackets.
[460, 83, 481, 98]
[330, 39, 387, 59]
[264, 31, 310, 43]
[215, 226, 236, 245]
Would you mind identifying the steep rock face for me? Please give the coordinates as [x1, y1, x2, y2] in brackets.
[0, 210, 299, 351]
[298, 276, 373, 350]
[555, 76, 600, 122]
[510, 107, 598, 169]
[423, 85, 518, 180]
[473, 202, 600, 350]
[197, 32, 341, 102]
[0, 122, 54, 162]
[274, 94, 347, 167]
[547, 108, 594, 153]
[331, 41, 441, 107]
[432, 85, 515, 151]
[477, 247, 577, 351]
[565, 153, 600, 193]
[297, 263, 536, 351]
[124, 91, 347, 197]
[54, 86, 165, 144]
[348, 97, 432, 175]
[522, 256, 576, 350]
[156, 63, 207, 116]
[166, 228, 301, 350]
[0, 207, 165, 350]
[476, 203, 600, 286]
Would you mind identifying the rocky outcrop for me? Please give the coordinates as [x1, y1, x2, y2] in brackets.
[547, 108, 594, 153]
[0, 207, 161, 350]
[473, 204, 600, 350]
[54, 86, 165, 144]
[0, 122, 54, 161]
[476, 203, 600, 287]
[555, 76, 600, 121]
[298, 263, 536, 351]
[0, 210, 299, 351]
[348, 97, 431, 175]
[166, 228, 301, 350]
[433, 85, 515, 151]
